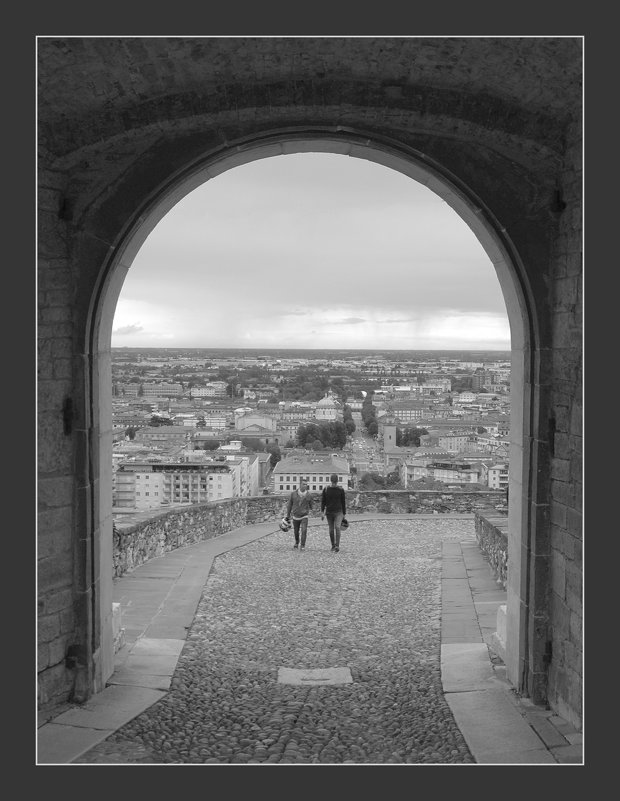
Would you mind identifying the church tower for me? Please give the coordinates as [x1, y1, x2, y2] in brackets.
[381, 407, 399, 452]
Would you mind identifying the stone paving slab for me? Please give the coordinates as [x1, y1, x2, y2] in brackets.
[445, 688, 557, 764]
[441, 643, 495, 692]
[43, 684, 166, 732]
[277, 667, 353, 686]
[37, 722, 116, 764]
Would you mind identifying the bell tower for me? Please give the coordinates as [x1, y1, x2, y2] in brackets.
[382, 407, 398, 452]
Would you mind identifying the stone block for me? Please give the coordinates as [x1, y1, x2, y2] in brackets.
[48, 635, 70, 665]
[37, 510, 73, 558]
[569, 610, 582, 645]
[550, 549, 566, 600]
[550, 458, 569, 482]
[552, 429, 571, 460]
[39, 306, 74, 324]
[550, 502, 567, 528]
[37, 415, 74, 473]
[38, 552, 74, 592]
[38, 613, 60, 643]
[53, 358, 73, 380]
[37, 379, 68, 413]
[38, 643, 50, 672]
[59, 607, 75, 634]
[37, 662, 73, 709]
[278, 667, 353, 686]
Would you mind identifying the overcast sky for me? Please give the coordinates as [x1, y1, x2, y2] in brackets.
[112, 153, 510, 351]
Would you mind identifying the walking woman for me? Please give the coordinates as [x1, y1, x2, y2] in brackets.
[285, 479, 314, 550]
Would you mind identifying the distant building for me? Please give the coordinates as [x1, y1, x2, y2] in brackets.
[387, 400, 427, 424]
[134, 425, 192, 448]
[403, 460, 482, 486]
[314, 393, 341, 422]
[272, 454, 350, 494]
[113, 454, 254, 509]
[485, 462, 510, 490]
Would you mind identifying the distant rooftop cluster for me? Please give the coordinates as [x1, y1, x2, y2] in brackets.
[111, 349, 511, 515]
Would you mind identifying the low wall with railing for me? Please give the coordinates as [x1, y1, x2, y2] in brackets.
[113, 490, 507, 578]
[473, 511, 509, 588]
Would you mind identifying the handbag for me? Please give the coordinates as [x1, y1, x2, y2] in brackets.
[341, 517, 349, 529]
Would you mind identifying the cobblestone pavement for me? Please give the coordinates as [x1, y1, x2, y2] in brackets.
[74, 518, 477, 764]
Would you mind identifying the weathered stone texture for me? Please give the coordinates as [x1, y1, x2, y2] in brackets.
[38, 476, 74, 508]
[551, 458, 570, 482]
[37, 519, 73, 560]
[38, 662, 74, 709]
[38, 553, 73, 591]
[41, 587, 73, 616]
[37, 415, 73, 474]
[551, 550, 566, 600]
[551, 479, 572, 508]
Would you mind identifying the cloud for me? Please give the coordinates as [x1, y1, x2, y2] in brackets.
[334, 317, 366, 325]
[113, 323, 144, 335]
[113, 153, 510, 350]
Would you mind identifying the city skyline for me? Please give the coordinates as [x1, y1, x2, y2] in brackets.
[112, 153, 511, 351]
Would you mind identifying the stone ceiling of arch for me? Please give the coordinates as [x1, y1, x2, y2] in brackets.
[38, 37, 582, 166]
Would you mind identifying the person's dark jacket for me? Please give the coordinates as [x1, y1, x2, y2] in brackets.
[321, 485, 346, 515]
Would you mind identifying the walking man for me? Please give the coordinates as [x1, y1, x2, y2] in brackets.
[321, 473, 346, 553]
[285, 479, 313, 551]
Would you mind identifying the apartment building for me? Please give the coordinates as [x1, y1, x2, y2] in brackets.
[437, 434, 475, 453]
[400, 458, 482, 487]
[485, 462, 510, 490]
[389, 400, 428, 424]
[113, 456, 249, 510]
[133, 426, 192, 448]
[190, 382, 228, 397]
[141, 382, 184, 397]
[272, 454, 350, 494]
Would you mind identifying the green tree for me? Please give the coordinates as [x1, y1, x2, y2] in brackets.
[124, 426, 136, 440]
[266, 443, 282, 468]
[149, 415, 172, 427]
[396, 426, 428, 446]
[359, 472, 386, 489]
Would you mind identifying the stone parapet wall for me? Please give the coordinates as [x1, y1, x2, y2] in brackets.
[348, 490, 505, 516]
[113, 491, 506, 578]
[474, 512, 509, 589]
[113, 499, 248, 577]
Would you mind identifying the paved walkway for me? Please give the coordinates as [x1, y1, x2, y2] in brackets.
[37, 514, 582, 765]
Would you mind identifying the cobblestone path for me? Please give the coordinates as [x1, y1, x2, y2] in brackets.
[75, 518, 477, 764]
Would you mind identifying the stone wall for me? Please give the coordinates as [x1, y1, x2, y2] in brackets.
[546, 118, 583, 731]
[474, 512, 509, 589]
[113, 490, 506, 578]
[37, 172, 78, 710]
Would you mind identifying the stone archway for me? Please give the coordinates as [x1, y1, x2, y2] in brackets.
[38, 37, 581, 726]
[90, 131, 538, 700]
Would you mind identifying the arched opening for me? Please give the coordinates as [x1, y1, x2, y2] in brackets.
[88, 131, 539, 701]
